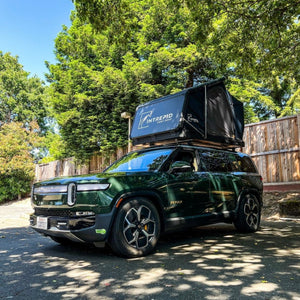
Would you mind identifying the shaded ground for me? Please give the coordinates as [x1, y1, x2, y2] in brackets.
[0, 196, 300, 299]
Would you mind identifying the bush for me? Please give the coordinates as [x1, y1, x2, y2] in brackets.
[0, 122, 40, 203]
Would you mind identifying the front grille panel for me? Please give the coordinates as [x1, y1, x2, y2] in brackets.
[30, 214, 96, 230]
[34, 208, 74, 217]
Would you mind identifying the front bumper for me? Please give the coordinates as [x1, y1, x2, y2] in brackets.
[30, 210, 114, 243]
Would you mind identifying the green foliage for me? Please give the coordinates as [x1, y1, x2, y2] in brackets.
[48, 5, 220, 160]
[204, 0, 299, 80]
[0, 52, 47, 131]
[0, 52, 48, 201]
[49, 1, 299, 160]
[74, 0, 299, 100]
[40, 132, 68, 163]
[0, 122, 41, 203]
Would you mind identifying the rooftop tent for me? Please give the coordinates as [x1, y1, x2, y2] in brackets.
[130, 78, 244, 147]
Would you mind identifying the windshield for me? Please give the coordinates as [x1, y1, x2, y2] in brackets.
[105, 149, 173, 173]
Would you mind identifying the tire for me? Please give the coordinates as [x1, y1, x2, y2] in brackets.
[109, 198, 161, 258]
[234, 194, 261, 233]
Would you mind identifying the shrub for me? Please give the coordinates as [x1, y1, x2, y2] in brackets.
[0, 122, 40, 203]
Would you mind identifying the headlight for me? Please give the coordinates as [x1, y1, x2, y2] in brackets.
[77, 183, 110, 191]
[34, 185, 68, 194]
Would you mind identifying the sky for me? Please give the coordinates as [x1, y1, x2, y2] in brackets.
[0, 0, 74, 81]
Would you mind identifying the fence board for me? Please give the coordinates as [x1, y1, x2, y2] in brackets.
[242, 115, 300, 185]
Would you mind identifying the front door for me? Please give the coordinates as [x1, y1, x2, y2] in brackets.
[166, 149, 211, 218]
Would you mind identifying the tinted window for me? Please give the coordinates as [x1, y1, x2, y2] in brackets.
[105, 149, 173, 173]
[227, 153, 240, 172]
[199, 150, 232, 172]
[170, 150, 197, 171]
[224, 153, 257, 173]
[236, 156, 257, 173]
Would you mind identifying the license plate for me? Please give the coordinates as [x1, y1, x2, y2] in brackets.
[36, 216, 48, 230]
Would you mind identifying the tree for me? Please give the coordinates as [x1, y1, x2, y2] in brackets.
[204, 0, 300, 119]
[47, 6, 222, 159]
[0, 52, 48, 201]
[48, 2, 299, 160]
[0, 52, 48, 131]
[73, 0, 299, 118]
[46, 19, 132, 159]
[74, 0, 299, 78]
[0, 122, 41, 203]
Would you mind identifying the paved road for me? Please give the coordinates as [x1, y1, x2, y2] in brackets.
[0, 199, 300, 300]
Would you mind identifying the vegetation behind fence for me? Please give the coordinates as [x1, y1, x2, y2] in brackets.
[35, 115, 300, 189]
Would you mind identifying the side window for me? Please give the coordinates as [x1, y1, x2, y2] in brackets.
[171, 150, 198, 171]
[237, 156, 257, 173]
[227, 153, 240, 172]
[226, 153, 257, 173]
[199, 150, 232, 172]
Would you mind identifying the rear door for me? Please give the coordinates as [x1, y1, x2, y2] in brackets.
[198, 150, 240, 213]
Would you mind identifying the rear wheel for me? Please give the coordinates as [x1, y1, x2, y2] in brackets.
[109, 198, 161, 257]
[234, 194, 261, 233]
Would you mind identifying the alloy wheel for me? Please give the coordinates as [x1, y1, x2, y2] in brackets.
[244, 196, 259, 229]
[123, 205, 156, 249]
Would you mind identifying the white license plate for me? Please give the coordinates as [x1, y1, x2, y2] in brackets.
[36, 216, 48, 230]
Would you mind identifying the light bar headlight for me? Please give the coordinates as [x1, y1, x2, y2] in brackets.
[77, 183, 110, 191]
[34, 185, 68, 194]
[33, 183, 109, 195]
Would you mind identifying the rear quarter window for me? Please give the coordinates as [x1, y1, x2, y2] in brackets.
[198, 150, 257, 174]
[237, 156, 257, 173]
[228, 154, 257, 173]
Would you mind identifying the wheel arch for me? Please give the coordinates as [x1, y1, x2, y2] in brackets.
[108, 191, 166, 238]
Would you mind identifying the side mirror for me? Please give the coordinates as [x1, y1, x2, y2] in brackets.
[169, 161, 193, 174]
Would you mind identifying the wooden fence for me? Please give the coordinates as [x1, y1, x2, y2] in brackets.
[35, 115, 300, 191]
[241, 114, 300, 191]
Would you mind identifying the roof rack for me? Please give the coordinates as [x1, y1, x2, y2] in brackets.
[132, 139, 242, 152]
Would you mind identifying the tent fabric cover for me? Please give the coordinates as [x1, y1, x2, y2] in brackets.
[131, 78, 244, 147]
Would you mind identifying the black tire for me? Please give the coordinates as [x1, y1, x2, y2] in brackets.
[109, 198, 161, 258]
[234, 194, 261, 233]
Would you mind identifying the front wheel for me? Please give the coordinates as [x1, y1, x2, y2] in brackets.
[234, 194, 261, 233]
[109, 198, 161, 258]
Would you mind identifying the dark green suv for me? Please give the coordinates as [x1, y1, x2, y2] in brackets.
[30, 145, 263, 257]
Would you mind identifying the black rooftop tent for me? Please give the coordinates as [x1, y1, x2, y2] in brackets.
[130, 78, 244, 148]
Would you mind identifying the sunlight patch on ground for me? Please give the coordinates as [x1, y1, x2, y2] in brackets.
[124, 267, 167, 286]
[241, 282, 279, 295]
[176, 284, 191, 291]
[188, 275, 243, 287]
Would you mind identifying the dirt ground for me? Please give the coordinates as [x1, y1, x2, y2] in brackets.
[0, 197, 33, 228]
[262, 192, 300, 220]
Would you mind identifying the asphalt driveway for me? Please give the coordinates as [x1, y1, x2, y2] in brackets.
[0, 199, 299, 299]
